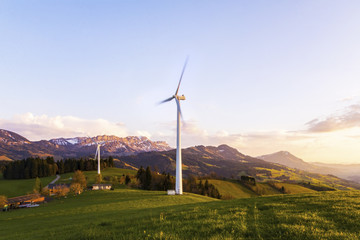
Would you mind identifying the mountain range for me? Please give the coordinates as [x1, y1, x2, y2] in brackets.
[258, 151, 360, 182]
[0, 129, 171, 161]
[1, 129, 360, 188]
[116, 144, 360, 190]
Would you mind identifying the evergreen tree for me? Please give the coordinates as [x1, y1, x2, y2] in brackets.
[204, 179, 209, 192]
[145, 166, 152, 190]
[31, 158, 38, 178]
[136, 166, 146, 189]
[79, 159, 85, 171]
[33, 177, 42, 193]
[125, 175, 131, 185]
[108, 156, 114, 167]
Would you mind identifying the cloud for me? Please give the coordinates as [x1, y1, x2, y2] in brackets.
[0, 113, 128, 141]
[135, 130, 152, 139]
[306, 104, 360, 132]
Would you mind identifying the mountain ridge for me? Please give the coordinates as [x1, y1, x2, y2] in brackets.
[257, 151, 360, 182]
[117, 144, 360, 190]
[0, 129, 172, 160]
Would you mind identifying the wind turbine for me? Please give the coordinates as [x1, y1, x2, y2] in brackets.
[89, 137, 104, 175]
[159, 58, 188, 195]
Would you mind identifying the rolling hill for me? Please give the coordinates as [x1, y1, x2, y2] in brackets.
[117, 145, 360, 190]
[257, 151, 330, 173]
[258, 151, 360, 182]
[1, 129, 360, 191]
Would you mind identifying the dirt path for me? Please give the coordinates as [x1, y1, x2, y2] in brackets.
[46, 174, 60, 187]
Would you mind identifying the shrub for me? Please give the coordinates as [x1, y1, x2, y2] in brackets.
[70, 183, 83, 195]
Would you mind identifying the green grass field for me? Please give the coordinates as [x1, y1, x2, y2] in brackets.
[57, 168, 137, 185]
[208, 179, 257, 198]
[0, 175, 55, 198]
[208, 179, 315, 199]
[271, 182, 317, 194]
[0, 168, 137, 198]
[1, 189, 360, 239]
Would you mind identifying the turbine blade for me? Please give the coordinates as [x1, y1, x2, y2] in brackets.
[158, 96, 174, 105]
[175, 57, 189, 95]
[88, 136, 97, 145]
[94, 147, 98, 160]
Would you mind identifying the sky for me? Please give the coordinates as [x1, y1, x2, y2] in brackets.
[1, 1, 360, 163]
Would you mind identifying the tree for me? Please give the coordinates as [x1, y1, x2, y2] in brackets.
[111, 176, 119, 185]
[136, 166, 146, 189]
[33, 177, 42, 193]
[0, 195, 7, 208]
[204, 179, 209, 192]
[57, 160, 64, 174]
[164, 173, 174, 190]
[144, 166, 152, 190]
[95, 174, 102, 184]
[108, 156, 114, 167]
[79, 159, 85, 171]
[70, 183, 83, 195]
[72, 170, 87, 190]
[125, 175, 131, 185]
[55, 186, 70, 198]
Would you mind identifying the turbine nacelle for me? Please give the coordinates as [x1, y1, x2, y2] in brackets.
[175, 95, 186, 101]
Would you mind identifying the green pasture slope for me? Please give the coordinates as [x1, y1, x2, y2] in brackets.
[1, 189, 360, 239]
[208, 179, 257, 198]
[208, 179, 316, 199]
[0, 173, 55, 198]
[57, 168, 137, 185]
[0, 168, 137, 197]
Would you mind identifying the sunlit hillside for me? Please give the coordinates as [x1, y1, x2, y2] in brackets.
[1, 188, 360, 239]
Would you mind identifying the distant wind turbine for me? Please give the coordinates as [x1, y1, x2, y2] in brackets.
[159, 58, 188, 195]
[89, 137, 104, 175]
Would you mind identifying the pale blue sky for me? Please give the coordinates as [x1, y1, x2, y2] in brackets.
[1, 1, 360, 163]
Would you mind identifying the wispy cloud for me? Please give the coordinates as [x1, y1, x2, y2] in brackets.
[306, 104, 360, 132]
[0, 113, 128, 141]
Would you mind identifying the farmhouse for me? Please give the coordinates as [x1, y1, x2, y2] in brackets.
[92, 184, 112, 190]
[48, 183, 71, 195]
[7, 193, 45, 208]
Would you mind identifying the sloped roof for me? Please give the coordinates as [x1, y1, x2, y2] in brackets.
[48, 183, 71, 189]
[7, 194, 43, 204]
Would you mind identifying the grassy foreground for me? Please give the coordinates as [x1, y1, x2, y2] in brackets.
[1, 189, 360, 239]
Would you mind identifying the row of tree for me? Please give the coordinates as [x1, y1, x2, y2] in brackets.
[184, 175, 222, 199]
[3, 157, 58, 179]
[135, 167, 221, 199]
[136, 166, 175, 191]
[57, 157, 114, 174]
[2, 156, 114, 179]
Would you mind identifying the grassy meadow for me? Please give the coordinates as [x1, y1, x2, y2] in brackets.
[57, 168, 137, 185]
[0, 168, 137, 198]
[208, 179, 317, 199]
[207, 179, 257, 198]
[1, 189, 360, 239]
[0, 173, 55, 197]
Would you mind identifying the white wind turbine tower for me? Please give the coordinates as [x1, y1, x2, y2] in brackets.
[159, 59, 188, 195]
[89, 137, 103, 175]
